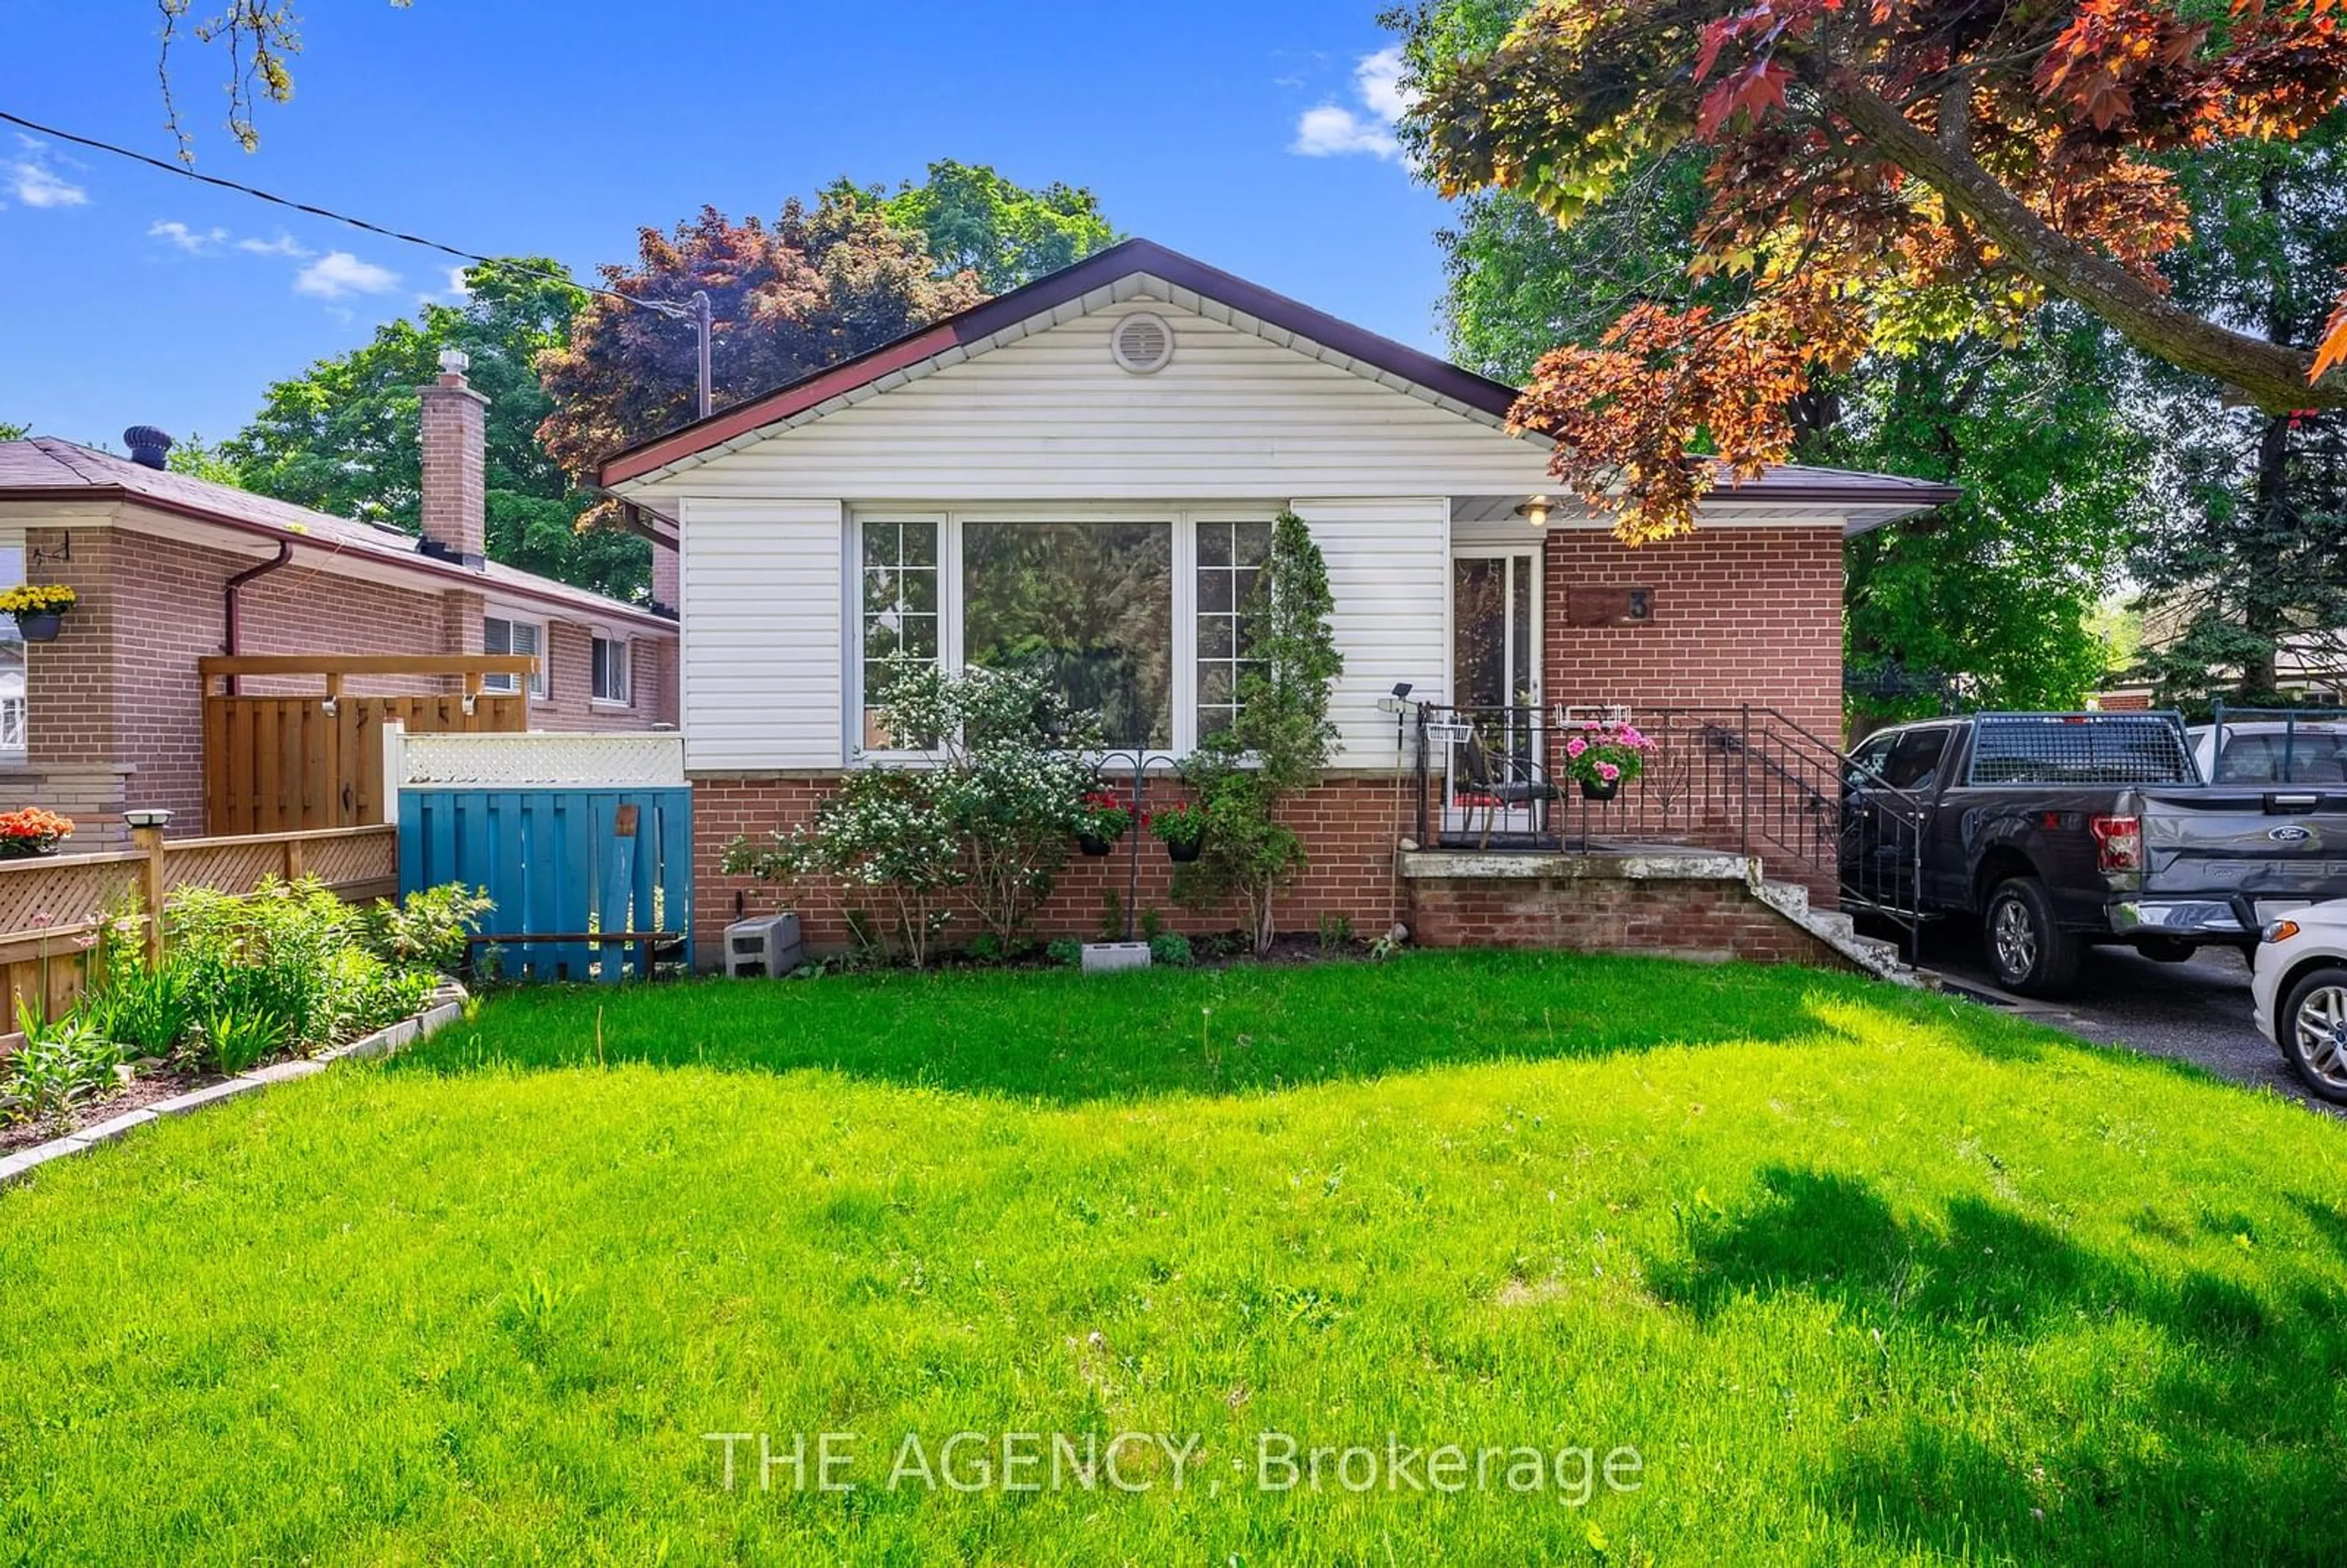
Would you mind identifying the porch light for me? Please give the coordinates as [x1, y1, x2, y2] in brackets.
[1515, 496, 1554, 528]
[123, 808, 172, 830]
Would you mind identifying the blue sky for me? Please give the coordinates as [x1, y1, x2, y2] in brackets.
[0, 1, 1456, 453]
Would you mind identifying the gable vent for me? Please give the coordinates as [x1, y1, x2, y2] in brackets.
[1109, 312, 1175, 375]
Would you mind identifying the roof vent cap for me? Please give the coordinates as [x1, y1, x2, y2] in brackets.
[1110, 312, 1174, 375]
[124, 425, 174, 470]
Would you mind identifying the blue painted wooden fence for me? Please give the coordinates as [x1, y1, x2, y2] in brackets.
[399, 786, 692, 981]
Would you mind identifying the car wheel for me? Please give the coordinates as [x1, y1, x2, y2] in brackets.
[2280, 965, 2347, 1105]
[1983, 876, 2081, 997]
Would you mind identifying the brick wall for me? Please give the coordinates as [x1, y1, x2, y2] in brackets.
[689, 773, 1423, 960]
[1408, 872, 1854, 970]
[1544, 526, 1846, 740]
[535, 620, 673, 731]
[688, 772, 1848, 972]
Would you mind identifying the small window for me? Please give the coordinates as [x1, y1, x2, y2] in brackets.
[482, 616, 545, 697]
[859, 519, 941, 749]
[1195, 519, 1272, 738]
[592, 634, 631, 706]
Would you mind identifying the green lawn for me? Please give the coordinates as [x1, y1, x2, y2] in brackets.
[4, 952, 2345, 1565]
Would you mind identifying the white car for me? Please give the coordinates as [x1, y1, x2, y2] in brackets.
[2253, 901, 2347, 1103]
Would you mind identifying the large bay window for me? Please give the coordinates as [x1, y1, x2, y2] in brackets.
[853, 510, 1272, 757]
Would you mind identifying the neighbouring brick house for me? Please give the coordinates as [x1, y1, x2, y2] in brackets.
[0, 357, 678, 847]
[597, 240, 1956, 967]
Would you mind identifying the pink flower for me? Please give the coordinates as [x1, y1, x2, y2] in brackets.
[1596, 761, 1621, 781]
[1566, 737, 1588, 758]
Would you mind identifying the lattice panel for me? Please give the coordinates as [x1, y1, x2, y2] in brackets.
[303, 828, 397, 888]
[399, 733, 686, 786]
[161, 838, 284, 899]
[0, 854, 141, 939]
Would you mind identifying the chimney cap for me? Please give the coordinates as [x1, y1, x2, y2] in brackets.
[437, 348, 470, 376]
[123, 425, 175, 470]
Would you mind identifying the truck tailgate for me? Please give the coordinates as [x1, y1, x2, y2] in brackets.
[2139, 786, 2347, 912]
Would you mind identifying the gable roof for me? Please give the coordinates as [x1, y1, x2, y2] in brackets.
[595, 237, 1961, 523]
[0, 436, 674, 632]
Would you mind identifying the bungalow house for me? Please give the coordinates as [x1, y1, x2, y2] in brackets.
[0, 355, 679, 847]
[597, 239, 1956, 966]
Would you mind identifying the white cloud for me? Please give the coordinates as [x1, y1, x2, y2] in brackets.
[1355, 46, 1412, 122]
[294, 250, 402, 299]
[149, 219, 229, 254]
[1292, 105, 1399, 159]
[6, 136, 89, 208]
[1290, 45, 1417, 163]
[235, 232, 312, 258]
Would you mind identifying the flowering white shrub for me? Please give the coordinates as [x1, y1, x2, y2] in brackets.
[722, 655, 1104, 963]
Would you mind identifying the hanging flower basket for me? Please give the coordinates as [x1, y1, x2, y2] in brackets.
[0, 807, 74, 858]
[1, 584, 75, 643]
[1151, 800, 1207, 863]
[1074, 791, 1133, 857]
[1561, 721, 1659, 804]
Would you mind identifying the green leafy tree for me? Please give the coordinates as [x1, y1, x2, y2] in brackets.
[537, 192, 984, 516]
[0, 422, 26, 442]
[1827, 321, 2149, 720]
[164, 434, 244, 486]
[1174, 512, 1343, 953]
[880, 160, 1118, 293]
[223, 259, 649, 599]
[2132, 114, 2347, 705]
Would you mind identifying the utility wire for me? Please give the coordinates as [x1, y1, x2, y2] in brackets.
[0, 106, 689, 321]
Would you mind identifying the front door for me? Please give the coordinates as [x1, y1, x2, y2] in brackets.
[1446, 549, 1543, 839]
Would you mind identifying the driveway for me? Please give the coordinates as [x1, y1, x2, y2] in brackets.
[1912, 929, 2340, 1113]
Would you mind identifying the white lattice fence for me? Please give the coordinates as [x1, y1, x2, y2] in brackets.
[395, 731, 686, 787]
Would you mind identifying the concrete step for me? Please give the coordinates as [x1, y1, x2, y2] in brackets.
[1758, 879, 1811, 918]
[1747, 876, 1917, 986]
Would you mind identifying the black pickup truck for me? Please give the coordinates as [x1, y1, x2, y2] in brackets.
[1842, 711, 2347, 995]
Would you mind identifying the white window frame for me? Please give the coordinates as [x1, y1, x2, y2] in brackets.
[590, 632, 631, 707]
[0, 529, 23, 761]
[482, 614, 547, 698]
[845, 504, 1278, 766]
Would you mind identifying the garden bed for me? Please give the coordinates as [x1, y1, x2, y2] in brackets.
[0, 877, 487, 1156]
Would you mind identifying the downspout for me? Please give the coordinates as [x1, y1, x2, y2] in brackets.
[221, 541, 294, 696]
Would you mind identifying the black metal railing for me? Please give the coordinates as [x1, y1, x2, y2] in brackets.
[1412, 703, 1928, 953]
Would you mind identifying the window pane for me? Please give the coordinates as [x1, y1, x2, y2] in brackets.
[1198, 523, 1230, 568]
[963, 520, 1172, 749]
[1234, 522, 1273, 563]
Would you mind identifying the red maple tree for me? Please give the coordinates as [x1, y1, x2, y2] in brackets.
[1409, 0, 2347, 541]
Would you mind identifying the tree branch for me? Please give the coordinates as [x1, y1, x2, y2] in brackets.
[1799, 60, 2346, 411]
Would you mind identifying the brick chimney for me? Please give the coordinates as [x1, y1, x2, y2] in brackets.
[417, 348, 488, 569]
[652, 532, 681, 616]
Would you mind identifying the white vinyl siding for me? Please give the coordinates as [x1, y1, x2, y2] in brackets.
[680, 496, 843, 771]
[627, 299, 1562, 506]
[1294, 498, 1452, 764]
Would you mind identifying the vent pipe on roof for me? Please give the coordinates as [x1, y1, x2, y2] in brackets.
[124, 425, 174, 470]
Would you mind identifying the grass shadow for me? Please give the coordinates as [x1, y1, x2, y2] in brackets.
[1650, 1164, 2346, 1564]
[393, 950, 1947, 1104]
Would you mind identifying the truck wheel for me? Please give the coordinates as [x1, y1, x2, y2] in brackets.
[2279, 967, 2347, 1105]
[1983, 877, 2081, 997]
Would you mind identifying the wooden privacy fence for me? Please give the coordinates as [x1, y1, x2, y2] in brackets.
[0, 823, 399, 1029]
[199, 654, 535, 835]
[400, 786, 691, 983]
